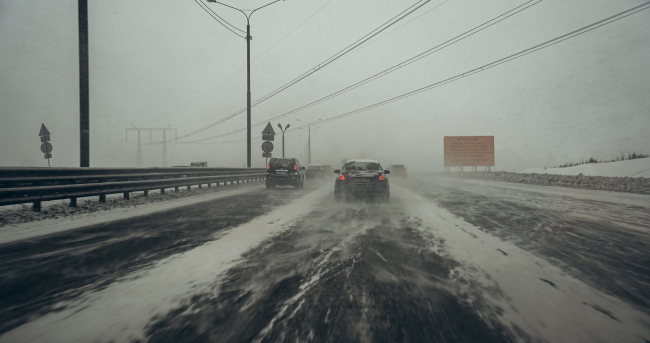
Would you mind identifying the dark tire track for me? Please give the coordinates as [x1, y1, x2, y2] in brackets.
[144, 202, 517, 343]
[0, 188, 309, 334]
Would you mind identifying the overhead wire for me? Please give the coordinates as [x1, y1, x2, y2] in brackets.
[180, 0, 542, 143]
[193, 0, 246, 39]
[200, 0, 246, 33]
[155, 0, 337, 124]
[283, 1, 650, 132]
[176, 0, 432, 140]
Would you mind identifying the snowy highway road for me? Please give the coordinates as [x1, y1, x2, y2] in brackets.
[1, 177, 649, 342]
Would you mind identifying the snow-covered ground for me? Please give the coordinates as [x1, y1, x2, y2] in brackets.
[520, 157, 650, 177]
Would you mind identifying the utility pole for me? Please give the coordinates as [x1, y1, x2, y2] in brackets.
[206, 0, 283, 168]
[79, 0, 90, 167]
[296, 119, 321, 165]
[277, 123, 290, 158]
[126, 126, 176, 167]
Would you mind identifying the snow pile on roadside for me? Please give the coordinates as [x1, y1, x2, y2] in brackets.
[521, 158, 650, 178]
[0, 181, 262, 228]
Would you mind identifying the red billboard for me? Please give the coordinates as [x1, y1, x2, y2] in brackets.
[444, 136, 494, 167]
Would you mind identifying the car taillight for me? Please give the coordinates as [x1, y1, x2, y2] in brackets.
[320, 169, 323, 171]
[338, 174, 345, 181]
[379, 175, 386, 181]
[306, 168, 309, 170]
[390, 170, 393, 172]
[404, 169, 407, 172]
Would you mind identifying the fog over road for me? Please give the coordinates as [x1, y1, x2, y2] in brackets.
[1, 177, 649, 342]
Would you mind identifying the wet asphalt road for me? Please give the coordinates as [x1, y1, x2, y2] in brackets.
[1, 177, 649, 342]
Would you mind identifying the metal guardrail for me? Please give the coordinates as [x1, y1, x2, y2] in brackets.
[0, 167, 266, 211]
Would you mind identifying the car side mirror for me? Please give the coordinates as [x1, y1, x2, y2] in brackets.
[334, 169, 340, 174]
[301, 167, 305, 170]
[384, 170, 390, 174]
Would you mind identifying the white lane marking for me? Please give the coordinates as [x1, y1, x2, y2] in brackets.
[392, 185, 650, 343]
[0, 186, 332, 343]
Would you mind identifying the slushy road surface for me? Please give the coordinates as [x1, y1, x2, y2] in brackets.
[1, 176, 649, 342]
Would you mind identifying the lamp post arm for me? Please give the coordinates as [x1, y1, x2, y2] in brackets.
[207, 0, 249, 22]
[250, 0, 282, 19]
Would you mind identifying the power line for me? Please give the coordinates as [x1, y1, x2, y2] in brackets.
[176, 0, 433, 140]
[179, 0, 542, 143]
[283, 2, 650, 131]
[154, 0, 336, 125]
[200, 0, 246, 33]
[351, 0, 452, 54]
[194, 0, 246, 39]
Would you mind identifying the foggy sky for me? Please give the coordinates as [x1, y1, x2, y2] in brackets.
[1, 0, 649, 171]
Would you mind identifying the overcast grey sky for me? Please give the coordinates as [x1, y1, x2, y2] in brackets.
[1, 0, 649, 170]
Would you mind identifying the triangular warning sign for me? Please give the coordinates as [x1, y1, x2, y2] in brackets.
[39, 124, 51, 137]
[262, 122, 275, 135]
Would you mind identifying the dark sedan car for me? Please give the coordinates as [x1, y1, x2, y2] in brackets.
[306, 164, 325, 179]
[334, 159, 390, 202]
[266, 158, 305, 189]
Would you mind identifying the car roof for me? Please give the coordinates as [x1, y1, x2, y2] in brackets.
[346, 159, 379, 163]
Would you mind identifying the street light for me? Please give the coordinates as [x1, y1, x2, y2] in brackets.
[206, 0, 283, 168]
[277, 123, 290, 158]
[296, 118, 321, 164]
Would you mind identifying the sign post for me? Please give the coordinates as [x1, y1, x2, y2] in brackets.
[262, 123, 275, 165]
[444, 136, 494, 172]
[39, 124, 53, 167]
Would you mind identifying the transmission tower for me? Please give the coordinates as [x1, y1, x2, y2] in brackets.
[126, 126, 177, 167]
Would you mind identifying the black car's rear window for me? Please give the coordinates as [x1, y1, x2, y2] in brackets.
[344, 161, 380, 171]
[270, 159, 293, 169]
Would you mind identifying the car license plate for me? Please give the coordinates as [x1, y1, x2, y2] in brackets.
[354, 178, 370, 183]
[276, 170, 288, 174]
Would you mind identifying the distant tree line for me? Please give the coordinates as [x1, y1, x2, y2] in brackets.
[546, 151, 649, 169]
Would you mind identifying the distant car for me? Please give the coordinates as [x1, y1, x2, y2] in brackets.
[306, 164, 325, 179]
[388, 164, 407, 179]
[266, 158, 305, 189]
[322, 165, 333, 173]
[334, 159, 390, 202]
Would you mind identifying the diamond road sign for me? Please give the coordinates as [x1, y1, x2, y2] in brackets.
[262, 122, 275, 141]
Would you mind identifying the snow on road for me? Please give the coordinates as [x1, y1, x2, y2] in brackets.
[0, 184, 262, 245]
[521, 157, 650, 177]
[0, 186, 332, 343]
[397, 186, 650, 343]
[1, 179, 649, 342]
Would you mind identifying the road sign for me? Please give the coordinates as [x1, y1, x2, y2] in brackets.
[444, 136, 494, 167]
[262, 122, 275, 141]
[39, 124, 52, 166]
[39, 124, 51, 138]
[262, 141, 274, 153]
[40, 142, 53, 154]
[263, 152, 272, 158]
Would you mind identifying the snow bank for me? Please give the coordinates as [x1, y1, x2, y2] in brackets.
[521, 158, 650, 178]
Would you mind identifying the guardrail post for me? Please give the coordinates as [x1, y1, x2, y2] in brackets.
[123, 192, 130, 199]
[70, 197, 77, 207]
[33, 201, 41, 211]
[99, 194, 106, 202]
[216, 182, 219, 187]
[175, 186, 179, 192]
[198, 184, 202, 189]
[187, 185, 191, 191]
[208, 183, 211, 188]
[160, 188, 165, 194]
[143, 190, 148, 197]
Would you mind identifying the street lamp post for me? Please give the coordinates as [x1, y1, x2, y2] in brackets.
[277, 123, 290, 158]
[207, 0, 283, 168]
[296, 119, 321, 165]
